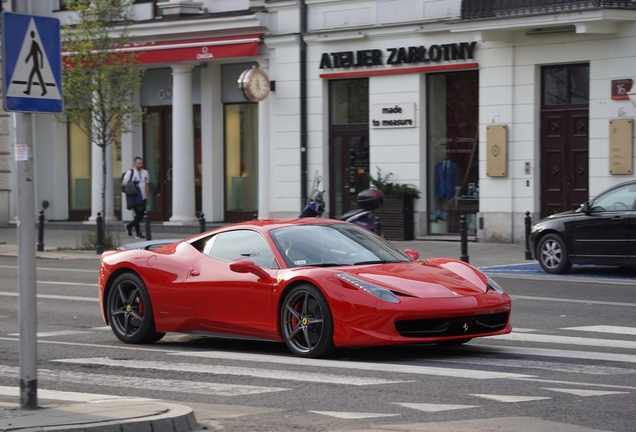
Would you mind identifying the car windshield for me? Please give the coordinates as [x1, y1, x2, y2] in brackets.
[270, 224, 412, 268]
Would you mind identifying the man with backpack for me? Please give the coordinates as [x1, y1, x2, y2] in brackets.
[122, 157, 149, 239]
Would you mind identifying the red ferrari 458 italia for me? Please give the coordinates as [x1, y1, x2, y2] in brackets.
[99, 218, 512, 358]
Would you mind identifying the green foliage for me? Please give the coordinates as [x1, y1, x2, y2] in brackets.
[57, 0, 146, 218]
[80, 228, 117, 251]
[369, 167, 420, 199]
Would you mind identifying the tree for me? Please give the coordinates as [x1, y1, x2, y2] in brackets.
[57, 0, 145, 221]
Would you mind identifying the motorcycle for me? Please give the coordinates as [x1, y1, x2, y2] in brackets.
[299, 173, 384, 234]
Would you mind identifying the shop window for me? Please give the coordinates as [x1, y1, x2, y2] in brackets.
[427, 71, 479, 236]
[225, 103, 258, 217]
[68, 121, 91, 214]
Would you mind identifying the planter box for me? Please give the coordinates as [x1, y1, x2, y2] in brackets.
[375, 195, 414, 241]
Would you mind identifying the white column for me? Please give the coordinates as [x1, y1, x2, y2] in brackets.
[168, 64, 197, 224]
[88, 142, 102, 222]
[257, 59, 271, 219]
[104, 144, 115, 222]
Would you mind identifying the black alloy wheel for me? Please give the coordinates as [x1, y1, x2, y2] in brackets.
[281, 284, 334, 358]
[537, 233, 572, 274]
[107, 272, 165, 344]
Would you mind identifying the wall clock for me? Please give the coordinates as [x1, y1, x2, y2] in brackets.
[238, 68, 271, 102]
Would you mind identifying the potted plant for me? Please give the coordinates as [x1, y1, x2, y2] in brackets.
[369, 167, 420, 241]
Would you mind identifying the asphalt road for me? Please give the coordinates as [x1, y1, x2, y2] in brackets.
[0, 256, 634, 432]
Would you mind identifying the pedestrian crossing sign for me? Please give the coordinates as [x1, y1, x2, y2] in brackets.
[2, 12, 63, 113]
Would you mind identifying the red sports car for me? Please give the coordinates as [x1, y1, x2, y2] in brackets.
[99, 218, 512, 358]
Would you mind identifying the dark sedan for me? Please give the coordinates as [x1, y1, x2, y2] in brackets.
[530, 180, 636, 274]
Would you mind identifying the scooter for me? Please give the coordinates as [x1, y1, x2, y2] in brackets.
[299, 174, 384, 234]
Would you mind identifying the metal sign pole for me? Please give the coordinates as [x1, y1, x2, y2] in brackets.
[12, 0, 38, 410]
[16, 111, 37, 409]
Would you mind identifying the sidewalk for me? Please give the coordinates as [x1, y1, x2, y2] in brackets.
[0, 399, 203, 432]
[0, 225, 531, 267]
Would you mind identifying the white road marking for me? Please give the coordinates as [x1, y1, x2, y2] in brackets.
[0, 265, 95, 273]
[470, 394, 552, 403]
[0, 365, 287, 397]
[0, 292, 97, 302]
[168, 350, 535, 380]
[462, 344, 636, 364]
[433, 357, 634, 375]
[396, 403, 479, 412]
[309, 411, 400, 419]
[562, 325, 636, 336]
[37, 281, 97, 287]
[6, 330, 93, 338]
[510, 295, 636, 308]
[0, 385, 152, 403]
[542, 388, 630, 397]
[495, 333, 636, 349]
[511, 328, 537, 333]
[52, 358, 410, 386]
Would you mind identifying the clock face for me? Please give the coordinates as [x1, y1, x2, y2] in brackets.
[239, 68, 270, 102]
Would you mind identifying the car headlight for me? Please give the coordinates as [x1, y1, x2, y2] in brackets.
[335, 273, 400, 303]
[487, 277, 505, 295]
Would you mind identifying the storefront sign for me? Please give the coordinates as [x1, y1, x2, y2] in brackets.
[319, 42, 476, 70]
[611, 79, 632, 100]
[371, 103, 415, 129]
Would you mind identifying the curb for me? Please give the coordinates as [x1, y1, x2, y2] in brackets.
[0, 401, 201, 432]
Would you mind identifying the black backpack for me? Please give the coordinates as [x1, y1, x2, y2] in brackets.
[120, 169, 132, 193]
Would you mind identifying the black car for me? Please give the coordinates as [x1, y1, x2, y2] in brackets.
[530, 180, 636, 274]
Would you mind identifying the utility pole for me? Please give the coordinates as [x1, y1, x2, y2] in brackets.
[11, 0, 38, 409]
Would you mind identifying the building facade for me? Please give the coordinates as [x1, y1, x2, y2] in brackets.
[2, 0, 636, 244]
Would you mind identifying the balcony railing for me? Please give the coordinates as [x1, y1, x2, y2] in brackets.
[461, 0, 636, 20]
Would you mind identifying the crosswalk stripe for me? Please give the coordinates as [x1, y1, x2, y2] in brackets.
[495, 333, 636, 349]
[431, 356, 634, 375]
[52, 358, 410, 386]
[0, 385, 153, 403]
[309, 411, 400, 419]
[459, 344, 636, 364]
[562, 325, 636, 336]
[0, 292, 97, 302]
[396, 403, 479, 412]
[7, 330, 93, 338]
[542, 388, 630, 397]
[470, 394, 552, 403]
[0, 365, 287, 397]
[167, 350, 534, 380]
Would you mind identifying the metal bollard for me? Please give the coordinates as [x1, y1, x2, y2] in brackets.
[375, 216, 382, 236]
[145, 214, 152, 241]
[37, 210, 45, 252]
[525, 211, 532, 260]
[96, 212, 104, 255]
[460, 215, 469, 263]
[199, 213, 206, 233]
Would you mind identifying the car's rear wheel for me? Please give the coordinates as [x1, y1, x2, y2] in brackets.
[107, 273, 165, 344]
[281, 284, 334, 358]
[537, 233, 572, 274]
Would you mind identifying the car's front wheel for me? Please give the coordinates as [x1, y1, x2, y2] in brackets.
[281, 284, 334, 358]
[537, 233, 572, 274]
[107, 272, 165, 344]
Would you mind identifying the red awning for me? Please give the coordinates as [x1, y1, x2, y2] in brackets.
[63, 34, 261, 65]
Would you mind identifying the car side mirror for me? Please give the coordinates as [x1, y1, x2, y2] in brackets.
[404, 248, 420, 260]
[230, 259, 272, 280]
[582, 201, 591, 213]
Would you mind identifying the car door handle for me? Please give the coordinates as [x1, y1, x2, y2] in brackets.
[190, 270, 200, 276]
[612, 216, 622, 222]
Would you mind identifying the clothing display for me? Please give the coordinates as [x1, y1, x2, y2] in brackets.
[434, 158, 461, 199]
